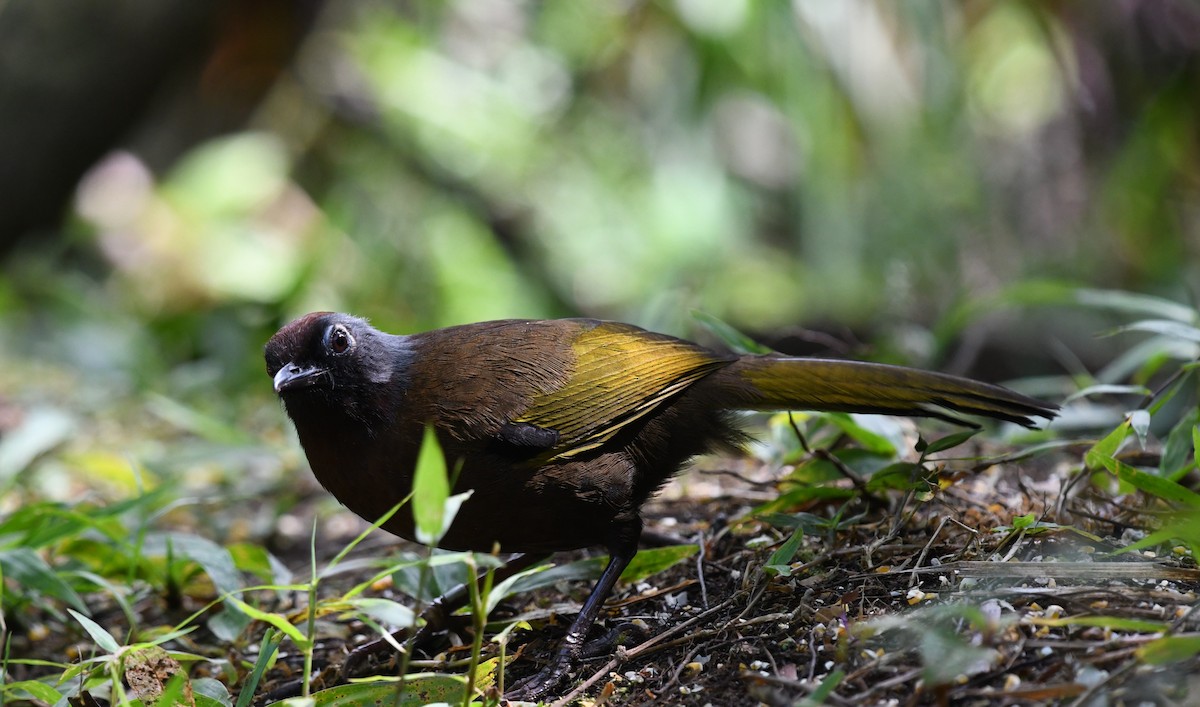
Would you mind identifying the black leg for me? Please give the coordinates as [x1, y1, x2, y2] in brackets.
[505, 546, 635, 701]
[341, 552, 546, 678]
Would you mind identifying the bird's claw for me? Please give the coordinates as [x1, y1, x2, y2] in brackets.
[504, 654, 574, 703]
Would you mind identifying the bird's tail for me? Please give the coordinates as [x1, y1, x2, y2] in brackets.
[710, 356, 1057, 427]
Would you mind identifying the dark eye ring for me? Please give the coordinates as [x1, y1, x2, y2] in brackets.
[328, 325, 354, 354]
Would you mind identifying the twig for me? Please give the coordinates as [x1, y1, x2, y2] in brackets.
[661, 643, 706, 694]
[863, 487, 915, 566]
[735, 559, 770, 621]
[806, 627, 819, 681]
[1168, 598, 1200, 633]
[907, 516, 977, 587]
[786, 413, 875, 500]
[550, 591, 747, 706]
[696, 466, 779, 488]
[604, 579, 697, 609]
[1053, 467, 1091, 522]
[856, 667, 924, 702]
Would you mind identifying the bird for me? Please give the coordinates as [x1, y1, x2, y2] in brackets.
[264, 312, 1056, 699]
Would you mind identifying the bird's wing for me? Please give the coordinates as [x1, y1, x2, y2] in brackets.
[512, 322, 733, 460]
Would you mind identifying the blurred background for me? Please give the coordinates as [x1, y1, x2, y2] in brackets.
[0, 0, 1198, 502]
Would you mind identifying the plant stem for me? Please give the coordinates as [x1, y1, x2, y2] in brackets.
[463, 555, 483, 707]
[304, 521, 318, 698]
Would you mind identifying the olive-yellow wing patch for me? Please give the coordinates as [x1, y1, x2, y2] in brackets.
[513, 322, 732, 460]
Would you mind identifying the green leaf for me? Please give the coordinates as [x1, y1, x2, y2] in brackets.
[919, 625, 998, 685]
[980, 439, 1078, 467]
[386, 550, 491, 602]
[504, 557, 603, 597]
[262, 675, 470, 706]
[785, 448, 899, 481]
[1114, 514, 1200, 556]
[752, 484, 857, 516]
[0, 492, 165, 552]
[1160, 410, 1199, 480]
[867, 606, 1002, 686]
[619, 544, 698, 583]
[0, 548, 88, 612]
[227, 598, 311, 650]
[689, 310, 775, 354]
[865, 462, 928, 492]
[486, 564, 551, 614]
[338, 598, 416, 629]
[1085, 421, 1131, 470]
[142, 532, 242, 597]
[1194, 423, 1200, 474]
[799, 669, 844, 707]
[499, 545, 698, 602]
[208, 605, 252, 642]
[196, 695, 231, 707]
[412, 426, 451, 546]
[3, 679, 64, 703]
[1138, 635, 1200, 664]
[765, 528, 805, 576]
[1030, 615, 1167, 632]
[1096, 341, 1197, 392]
[1100, 457, 1200, 508]
[1010, 513, 1036, 530]
[193, 677, 234, 707]
[1074, 289, 1198, 322]
[67, 608, 121, 654]
[228, 543, 293, 586]
[236, 629, 283, 707]
[825, 413, 899, 456]
[921, 429, 981, 455]
[1108, 319, 1200, 344]
[1064, 384, 1152, 403]
[157, 673, 192, 707]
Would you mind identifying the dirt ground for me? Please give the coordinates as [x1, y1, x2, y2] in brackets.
[257, 444, 1200, 706]
[10, 432, 1200, 706]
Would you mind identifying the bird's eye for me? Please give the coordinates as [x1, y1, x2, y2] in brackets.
[328, 325, 354, 354]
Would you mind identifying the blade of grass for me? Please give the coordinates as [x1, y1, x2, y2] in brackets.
[235, 629, 283, 707]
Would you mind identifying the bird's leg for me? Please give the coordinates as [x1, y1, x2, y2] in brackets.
[505, 546, 635, 701]
[341, 552, 545, 679]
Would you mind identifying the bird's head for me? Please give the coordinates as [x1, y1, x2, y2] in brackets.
[265, 312, 405, 422]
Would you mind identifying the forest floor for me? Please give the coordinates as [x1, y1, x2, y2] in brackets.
[7, 405, 1200, 707]
[257, 436, 1200, 706]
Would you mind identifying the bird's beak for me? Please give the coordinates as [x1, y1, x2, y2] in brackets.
[273, 362, 327, 393]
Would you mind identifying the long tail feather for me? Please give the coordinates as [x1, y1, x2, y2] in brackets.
[717, 357, 1057, 428]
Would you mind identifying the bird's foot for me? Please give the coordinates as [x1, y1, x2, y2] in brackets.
[504, 651, 575, 703]
[504, 621, 643, 702]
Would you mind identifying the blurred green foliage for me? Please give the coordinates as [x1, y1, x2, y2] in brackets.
[1, 6, 1199, 699]
[3, 0, 1199, 396]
